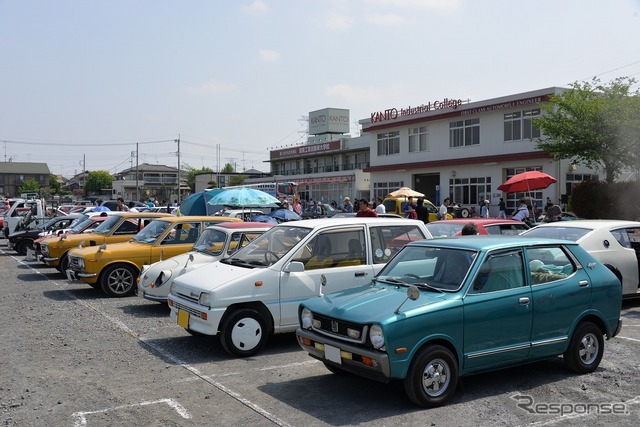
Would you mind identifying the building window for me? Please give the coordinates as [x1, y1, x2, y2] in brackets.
[409, 127, 429, 152]
[377, 131, 400, 156]
[448, 177, 491, 208]
[449, 118, 480, 147]
[504, 109, 540, 141]
[373, 181, 404, 199]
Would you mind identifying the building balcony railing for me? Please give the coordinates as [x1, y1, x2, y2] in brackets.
[143, 177, 178, 185]
[275, 162, 369, 176]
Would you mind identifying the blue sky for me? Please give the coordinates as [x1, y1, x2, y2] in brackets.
[1, 0, 639, 178]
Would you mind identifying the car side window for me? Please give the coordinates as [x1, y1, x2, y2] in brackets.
[114, 219, 139, 235]
[472, 251, 525, 293]
[526, 246, 575, 284]
[293, 228, 365, 270]
[370, 225, 426, 264]
[163, 223, 200, 245]
[610, 228, 631, 249]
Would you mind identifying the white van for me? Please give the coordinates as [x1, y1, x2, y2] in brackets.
[168, 218, 431, 357]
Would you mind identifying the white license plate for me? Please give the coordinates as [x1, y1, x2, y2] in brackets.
[66, 270, 74, 281]
[324, 344, 342, 365]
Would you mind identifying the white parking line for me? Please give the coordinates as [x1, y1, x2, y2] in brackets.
[11, 254, 293, 427]
[72, 398, 191, 426]
[173, 360, 320, 383]
[617, 336, 640, 343]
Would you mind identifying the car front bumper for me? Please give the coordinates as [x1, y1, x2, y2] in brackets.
[296, 328, 391, 382]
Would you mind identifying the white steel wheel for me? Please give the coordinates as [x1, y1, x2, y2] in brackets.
[220, 309, 270, 358]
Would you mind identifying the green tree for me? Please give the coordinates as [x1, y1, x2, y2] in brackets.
[185, 166, 213, 192]
[221, 163, 235, 173]
[228, 175, 247, 186]
[18, 179, 40, 194]
[84, 170, 113, 195]
[207, 180, 218, 189]
[49, 175, 61, 195]
[535, 77, 640, 183]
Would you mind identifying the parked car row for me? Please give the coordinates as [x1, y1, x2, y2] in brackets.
[2, 213, 637, 408]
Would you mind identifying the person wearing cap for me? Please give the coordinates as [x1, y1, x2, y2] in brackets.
[481, 200, 490, 218]
[343, 197, 354, 213]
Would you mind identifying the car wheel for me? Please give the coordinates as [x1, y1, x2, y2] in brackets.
[220, 308, 270, 357]
[100, 264, 138, 297]
[404, 345, 458, 408]
[564, 321, 604, 374]
[58, 252, 70, 273]
[17, 239, 33, 256]
[458, 208, 470, 218]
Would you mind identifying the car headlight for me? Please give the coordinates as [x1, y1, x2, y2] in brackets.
[77, 258, 85, 270]
[198, 292, 211, 307]
[369, 324, 385, 349]
[301, 307, 313, 329]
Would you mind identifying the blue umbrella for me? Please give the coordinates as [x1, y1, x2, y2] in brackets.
[92, 206, 110, 212]
[207, 187, 280, 208]
[250, 215, 278, 224]
[268, 209, 302, 222]
[179, 189, 225, 216]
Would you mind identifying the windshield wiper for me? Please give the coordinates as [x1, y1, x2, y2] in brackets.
[412, 282, 444, 293]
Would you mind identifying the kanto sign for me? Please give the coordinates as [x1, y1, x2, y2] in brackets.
[370, 98, 464, 123]
[309, 108, 350, 135]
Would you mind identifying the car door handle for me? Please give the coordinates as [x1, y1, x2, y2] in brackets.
[355, 272, 366, 277]
[519, 297, 530, 304]
[578, 280, 589, 287]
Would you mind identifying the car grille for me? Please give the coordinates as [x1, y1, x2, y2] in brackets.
[311, 312, 368, 345]
[173, 289, 200, 304]
[172, 300, 202, 318]
[69, 256, 82, 270]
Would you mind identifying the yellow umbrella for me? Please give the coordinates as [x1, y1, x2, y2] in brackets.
[387, 187, 425, 198]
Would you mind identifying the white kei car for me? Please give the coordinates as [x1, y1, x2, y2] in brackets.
[167, 218, 432, 357]
[137, 222, 273, 303]
[521, 220, 640, 297]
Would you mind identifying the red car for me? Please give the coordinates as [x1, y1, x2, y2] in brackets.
[425, 218, 529, 237]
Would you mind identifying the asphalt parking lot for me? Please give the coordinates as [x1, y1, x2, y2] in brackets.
[1, 239, 639, 427]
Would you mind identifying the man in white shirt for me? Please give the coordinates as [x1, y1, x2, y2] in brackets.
[375, 197, 386, 214]
[438, 198, 450, 220]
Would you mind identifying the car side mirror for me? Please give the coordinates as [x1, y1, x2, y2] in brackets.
[286, 261, 305, 273]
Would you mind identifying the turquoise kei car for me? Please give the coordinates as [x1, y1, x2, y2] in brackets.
[296, 236, 623, 408]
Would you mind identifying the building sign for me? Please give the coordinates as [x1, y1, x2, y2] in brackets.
[270, 140, 342, 160]
[297, 175, 353, 185]
[309, 108, 350, 135]
[370, 98, 464, 123]
[460, 96, 546, 116]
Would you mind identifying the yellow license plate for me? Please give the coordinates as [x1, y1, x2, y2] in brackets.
[177, 309, 190, 328]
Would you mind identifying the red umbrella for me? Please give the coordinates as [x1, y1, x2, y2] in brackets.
[497, 171, 557, 193]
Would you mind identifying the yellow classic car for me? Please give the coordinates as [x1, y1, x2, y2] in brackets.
[65, 215, 241, 297]
[40, 212, 173, 273]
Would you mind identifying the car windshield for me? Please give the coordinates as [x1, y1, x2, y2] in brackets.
[222, 225, 312, 268]
[193, 228, 228, 256]
[425, 222, 464, 237]
[69, 218, 94, 234]
[376, 245, 478, 292]
[130, 220, 170, 243]
[92, 215, 123, 234]
[522, 226, 592, 241]
[39, 217, 61, 230]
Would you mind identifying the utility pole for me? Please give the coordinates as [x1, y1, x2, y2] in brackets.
[176, 135, 181, 203]
[136, 143, 139, 202]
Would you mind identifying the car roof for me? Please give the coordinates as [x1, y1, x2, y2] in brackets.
[275, 217, 430, 230]
[205, 221, 274, 230]
[408, 235, 578, 251]
[111, 212, 174, 218]
[431, 218, 525, 225]
[528, 219, 640, 229]
[149, 215, 241, 223]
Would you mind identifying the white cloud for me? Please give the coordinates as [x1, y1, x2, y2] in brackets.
[186, 80, 236, 95]
[259, 49, 281, 62]
[366, 0, 461, 13]
[242, 0, 268, 14]
[364, 14, 407, 26]
[324, 13, 354, 30]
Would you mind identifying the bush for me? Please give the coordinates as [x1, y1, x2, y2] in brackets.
[571, 181, 640, 220]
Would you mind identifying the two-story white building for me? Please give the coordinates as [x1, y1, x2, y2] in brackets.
[360, 87, 598, 215]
